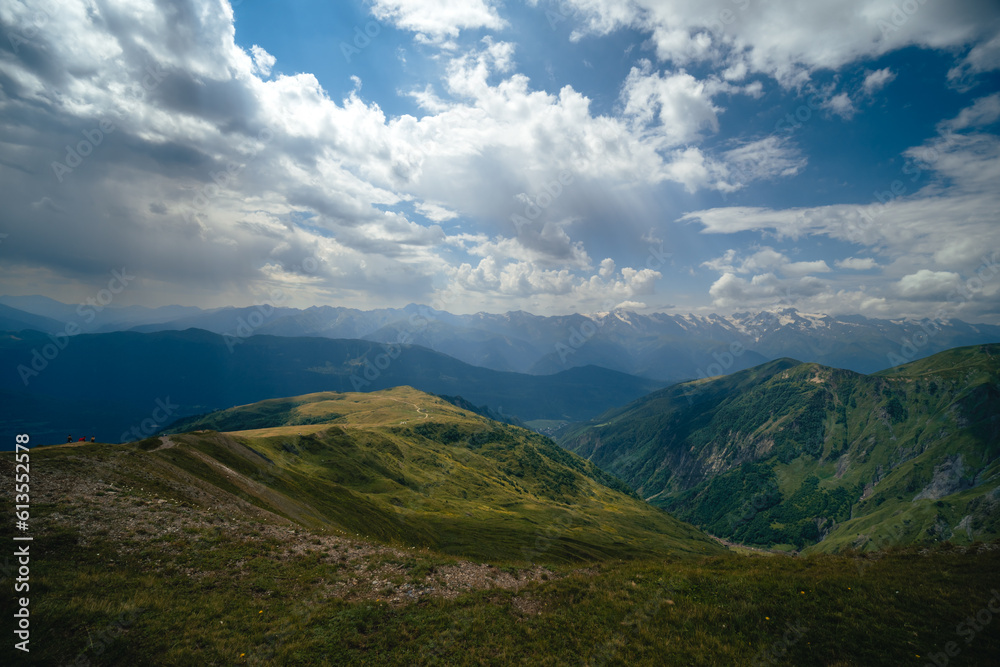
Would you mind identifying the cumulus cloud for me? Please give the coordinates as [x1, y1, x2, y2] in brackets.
[896, 270, 963, 300]
[862, 67, 896, 95]
[369, 0, 507, 43]
[707, 272, 827, 309]
[621, 61, 722, 147]
[617, 59, 791, 193]
[702, 247, 830, 277]
[699, 245, 841, 310]
[822, 92, 856, 119]
[613, 300, 649, 310]
[250, 45, 276, 77]
[541, 0, 1000, 85]
[682, 96, 1000, 320]
[414, 201, 460, 222]
[444, 257, 662, 313]
[836, 257, 879, 270]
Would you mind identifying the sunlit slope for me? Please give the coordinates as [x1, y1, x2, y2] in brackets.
[96, 387, 723, 562]
[560, 345, 1000, 553]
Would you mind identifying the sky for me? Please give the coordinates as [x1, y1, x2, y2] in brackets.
[0, 0, 999, 321]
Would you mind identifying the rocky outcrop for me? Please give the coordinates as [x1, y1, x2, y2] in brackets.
[913, 454, 973, 501]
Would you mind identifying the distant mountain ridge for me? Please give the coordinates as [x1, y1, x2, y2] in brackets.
[0, 303, 66, 334]
[3, 296, 998, 380]
[559, 344, 1000, 553]
[0, 328, 663, 446]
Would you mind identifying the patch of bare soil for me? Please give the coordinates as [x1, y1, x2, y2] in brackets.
[152, 436, 176, 451]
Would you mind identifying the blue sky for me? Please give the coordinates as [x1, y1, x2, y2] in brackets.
[1, 0, 999, 321]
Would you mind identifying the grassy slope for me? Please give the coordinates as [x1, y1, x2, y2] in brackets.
[3, 499, 998, 665]
[559, 345, 1000, 553]
[43, 387, 723, 563]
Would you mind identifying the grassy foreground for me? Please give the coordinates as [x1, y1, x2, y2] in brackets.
[3, 512, 999, 665]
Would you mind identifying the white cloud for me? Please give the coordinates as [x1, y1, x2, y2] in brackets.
[940, 93, 1000, 132]
[948, 32, 1000, 88]
[862, 67, 896, 95]
[613, 300, 648, 311]
[369, 0, 507, 43]
[701, 249, 739, 273]
[444, 257, 662, 313]
[718, 136, 807, 191]
[470, 221, 593, 270]
[707, 272, 827, 309]
[414, 201, 460, 222]
[702, 247, 830, 278]
[661, 147, 717, 193]
[822, 92, 856, 119]
[546, 0, 999, 85]
[250, 45, 276, 77]
[836, 257, 879, 270]
[1, 0, 997, 319]
[896, 270, 963, 300]
[682, 99, 1000, 320]
[644, 135, 806, 194]
[783, 260, 833, 277]
[0, 1, 705, 313]
[6, 0, 833, 315]
[620, 61, 722, 147]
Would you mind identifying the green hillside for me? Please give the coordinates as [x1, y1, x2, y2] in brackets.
[559, 344, 1000, 553]
[36, 387, 721, 563]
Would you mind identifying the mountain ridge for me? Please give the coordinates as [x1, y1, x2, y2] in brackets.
[4, 296, 998, 380]
[0, 328, 664, 446]
[559, 344, 1000, 553]
[44, 385, 722, 562]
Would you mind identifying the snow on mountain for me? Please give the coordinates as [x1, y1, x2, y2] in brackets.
[4, 297, 999, 379]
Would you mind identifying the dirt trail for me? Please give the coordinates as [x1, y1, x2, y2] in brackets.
[707, 533, 792, 556]
[153, 436, 176, 451]
[387, 396, 429, 424]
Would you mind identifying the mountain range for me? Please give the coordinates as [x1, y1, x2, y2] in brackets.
[0, 328, 663, 446]
[4, 295, 1000, 381]
[559, 344, 1000, 553]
